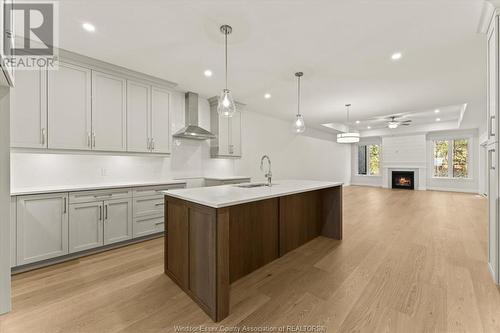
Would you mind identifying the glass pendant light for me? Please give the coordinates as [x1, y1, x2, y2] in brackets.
[293, 72, 306, 133]
[337, 104, 360, 143]
[217, 25, 236, 117]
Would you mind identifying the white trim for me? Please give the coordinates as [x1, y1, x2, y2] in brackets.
[426, 187, 479, 194]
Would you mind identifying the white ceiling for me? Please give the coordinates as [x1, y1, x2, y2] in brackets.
[55, 0, 487, 132]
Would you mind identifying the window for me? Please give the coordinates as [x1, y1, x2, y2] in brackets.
[432, 138, 469, 178]
[358, 144, 380, 175]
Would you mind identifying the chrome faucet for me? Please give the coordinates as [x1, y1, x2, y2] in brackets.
[260, 155, 272, 187]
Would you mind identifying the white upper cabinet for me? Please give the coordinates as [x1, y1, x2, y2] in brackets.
[16, 193, 69, 265]
[10, 69, 47, 148]
[48, 63, 92, 150]
[150, 87, 171, 154]
[209, 97, 243, 158]
[127, 80, 151, 152]
[92, 71, 127, 151]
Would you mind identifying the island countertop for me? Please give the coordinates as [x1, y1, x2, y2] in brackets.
[161, 179, 343, 208]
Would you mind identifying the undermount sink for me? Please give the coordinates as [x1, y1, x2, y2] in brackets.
[235, 182, 271, 188]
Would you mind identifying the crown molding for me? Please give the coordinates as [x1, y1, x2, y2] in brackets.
[478, 0, 500, 33]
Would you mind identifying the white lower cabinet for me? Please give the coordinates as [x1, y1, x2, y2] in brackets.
[12, 183, 184, 267]
[69, 202, 103, 253]
[103, 198, 133, 245]
[16, 193, 69, 265]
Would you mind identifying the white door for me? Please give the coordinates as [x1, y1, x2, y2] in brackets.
[488, 145, 499, 283]
[69, 202, 103, 253]
[48, 62, 92, 150]
[126, 80, 150, 152]
[103, 198, 132, 245]
[150, 87, 170, 153]
[92, 71, 127, 151]
[10, 69, 47, 148]
[16, 193, 69, 265]
[229, 110, 241, 156]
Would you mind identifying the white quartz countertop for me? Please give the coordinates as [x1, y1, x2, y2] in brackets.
[162, 179, 343, 208]
[11, 180, 187, 196]
[204, 176, 251, 181]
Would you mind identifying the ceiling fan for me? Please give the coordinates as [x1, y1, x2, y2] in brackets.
[387, 116, 411, 129]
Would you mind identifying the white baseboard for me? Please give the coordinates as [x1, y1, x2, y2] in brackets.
[350, 183, 382, 188]
[426, 186, 479, 194]
[488, 262, 499, 284]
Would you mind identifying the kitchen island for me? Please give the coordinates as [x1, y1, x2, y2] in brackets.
[162, 180, 343, 321]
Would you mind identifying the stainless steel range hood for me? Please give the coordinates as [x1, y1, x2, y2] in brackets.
[173, 92, 216, 140]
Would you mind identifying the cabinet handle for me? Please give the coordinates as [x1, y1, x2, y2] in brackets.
[92, 131, 96, 148]
[99, 205, 102, 220]
[490, 115, 496, 137]
[155, 221, 164, 225]
[41, 128, 46, 145]
[63, 197, 67, 214]
[151, 138, 155, 151]
[105, 205, 108, 220]
[489, 149, 496, 170]
[155, 203, 164, 206]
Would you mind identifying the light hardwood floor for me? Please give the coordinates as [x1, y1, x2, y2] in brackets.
[1, 186, 499, 332]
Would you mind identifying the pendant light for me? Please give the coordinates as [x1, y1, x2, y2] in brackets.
[293, 72, 306, 133]
[217, 24, 236, 118]
[337, 104, 360, 143]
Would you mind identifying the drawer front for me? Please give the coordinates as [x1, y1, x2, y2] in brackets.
[69, 188, 132, 204]
[133, 216, 164, 238]
[132, 184, 185, 198]
[133, 196, 164, 218]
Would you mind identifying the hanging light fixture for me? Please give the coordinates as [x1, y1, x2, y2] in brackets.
[293, 72, 306, 133]
[217, 24, 236, 118]
[337, 104, 360, 143]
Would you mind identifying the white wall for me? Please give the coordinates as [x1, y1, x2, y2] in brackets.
[1, 87, 11, 314]
[234, 111, 351, 184]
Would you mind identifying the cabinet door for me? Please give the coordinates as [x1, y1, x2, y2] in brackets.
[92, 71, 127, 151]
[10, 69, 47, 148]
[0, 0, 14, 86]
[488, 145, 499, 283]
[229, 110, 241, 156]
[103, 198, 132, 245]
[48, 62, 92, 150]
[69, 202, 103, 253]
[16, 193, 69, 265]
[10, 197, 16, 267]
[150, 87, 170, 153]
[218, 115, 229, 156]
[127, 80, 150, 152]
[488, 16, 498, 141]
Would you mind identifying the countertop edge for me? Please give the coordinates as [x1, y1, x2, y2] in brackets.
[163, 182, 343, 208]
[11, 180, 187, 196]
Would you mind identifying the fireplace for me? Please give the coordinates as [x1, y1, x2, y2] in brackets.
[391, 171, 414, 190]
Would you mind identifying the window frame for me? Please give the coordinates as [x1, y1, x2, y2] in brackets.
[431, 137, 471, 180]
[357, 143, 381, 176]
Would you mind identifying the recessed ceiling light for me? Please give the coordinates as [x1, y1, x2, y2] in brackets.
[264, 93, 271, 99]
[434, 109, 440, 113]
[391, 52, 402, 61]
[367, 126, 371, 129]
[82, 22, 96, 32]
[204, 69, 213, 77]
[436, 118, 441, 122]
[355, 120, 360, 124]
